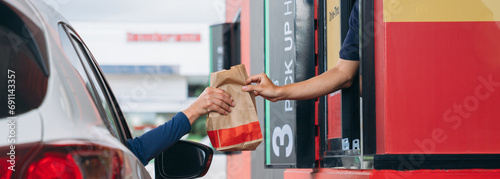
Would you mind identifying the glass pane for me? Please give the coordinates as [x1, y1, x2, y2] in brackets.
[70, 35, 122, 140]
[58, 25, 122, 140]
[0, 5, 48, 118]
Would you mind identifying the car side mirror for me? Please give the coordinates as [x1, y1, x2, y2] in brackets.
[155, 140, 213, 179]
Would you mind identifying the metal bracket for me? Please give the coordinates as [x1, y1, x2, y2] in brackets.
[353, 139, 360, 150]
[342, 138, 349, 150]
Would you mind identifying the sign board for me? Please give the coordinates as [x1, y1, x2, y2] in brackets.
[127, 33, 200, 42]
[264, 0, 316, 168]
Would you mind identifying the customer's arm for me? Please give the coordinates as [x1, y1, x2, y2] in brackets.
[127, 87, 234, 165]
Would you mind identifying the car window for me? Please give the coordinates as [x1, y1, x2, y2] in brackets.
[70, 36, 123, 139]
[0, 3, 48, 118]
[58, 24, 124, 141]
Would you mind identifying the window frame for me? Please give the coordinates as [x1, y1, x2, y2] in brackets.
[58, 23, 133, 143]
[318, 0, 376, 169]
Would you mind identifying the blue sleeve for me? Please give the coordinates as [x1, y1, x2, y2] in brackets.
[339, 0, 360, 61]
[126, 112, 192, 166]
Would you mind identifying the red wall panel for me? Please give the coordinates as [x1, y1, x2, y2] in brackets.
[380, 21, 500, 154]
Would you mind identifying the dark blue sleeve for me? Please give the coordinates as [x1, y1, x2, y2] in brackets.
[126, 112, 191, 166]
[339, 0, 360, 61]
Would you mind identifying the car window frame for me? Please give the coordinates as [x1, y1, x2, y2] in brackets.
[58, 22, 133, 143]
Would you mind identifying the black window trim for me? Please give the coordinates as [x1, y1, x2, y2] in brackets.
[318, 0, 361, 168]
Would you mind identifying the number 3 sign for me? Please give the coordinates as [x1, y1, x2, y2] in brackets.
[272, 124, 293, 157]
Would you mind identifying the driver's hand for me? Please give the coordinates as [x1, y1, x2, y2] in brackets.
[182, 87, 234, 124]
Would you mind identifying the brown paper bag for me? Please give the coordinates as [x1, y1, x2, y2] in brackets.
[206, 64, 263, 151]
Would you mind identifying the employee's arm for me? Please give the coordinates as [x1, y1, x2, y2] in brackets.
[242, 59, 359, 101]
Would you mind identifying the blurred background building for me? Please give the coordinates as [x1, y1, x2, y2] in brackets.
[45, 0, 222, 133]
[43, 0, 224, 136]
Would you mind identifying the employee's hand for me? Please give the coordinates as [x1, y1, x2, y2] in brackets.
[182, 87, 234, 124]
[242, 73, 282, 102]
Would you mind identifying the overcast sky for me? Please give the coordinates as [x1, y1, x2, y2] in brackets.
[42, 0, 226, 23]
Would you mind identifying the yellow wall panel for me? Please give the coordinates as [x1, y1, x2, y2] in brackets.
[327, 0, 341, 69]
[383, 0, 500, 22]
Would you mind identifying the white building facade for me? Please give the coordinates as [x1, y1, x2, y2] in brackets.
[71, 22, 213, 133]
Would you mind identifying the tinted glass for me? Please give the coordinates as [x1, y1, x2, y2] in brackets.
[0, 3, 48, 118]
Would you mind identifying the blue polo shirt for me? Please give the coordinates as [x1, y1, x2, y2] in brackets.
[126, 112, 191, 166]
[339, 0, 360, 61]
